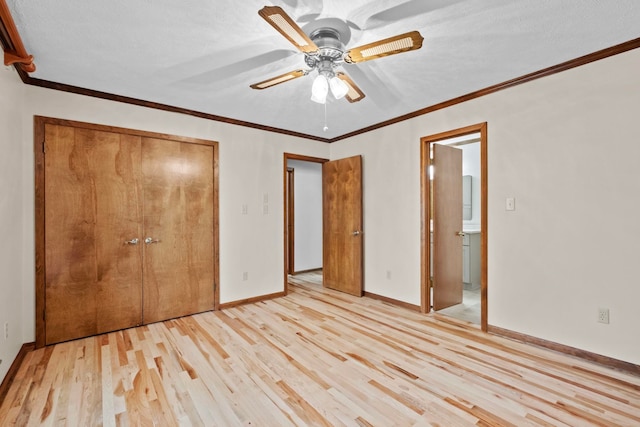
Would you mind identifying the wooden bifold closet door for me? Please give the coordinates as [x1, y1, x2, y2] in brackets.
[39, 119, 217, 346]
[44, 125, 144, 344]
[141, 138, 215, 324]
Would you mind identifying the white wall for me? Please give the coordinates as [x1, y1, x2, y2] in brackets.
[331, 128, 422, 304]
[0, 66, 26, 382]
[331, 48, 640, 365]
[287, 160, 322, 272]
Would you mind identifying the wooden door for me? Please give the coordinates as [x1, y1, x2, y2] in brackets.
[323, 155, 363, 296]
[433, 144, 464, 310]
[44, 125, 143, 344]
[141, 138, 215, 323]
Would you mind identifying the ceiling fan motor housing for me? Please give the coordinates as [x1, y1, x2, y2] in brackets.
[306, 27, 345, 74]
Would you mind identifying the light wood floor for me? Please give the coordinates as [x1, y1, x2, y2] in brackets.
[299, 270, 481, 324]
[2, 281, 640, 426]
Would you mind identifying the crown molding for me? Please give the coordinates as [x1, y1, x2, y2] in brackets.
[0, 0, 35, 72]
[1, 3, 638, 143]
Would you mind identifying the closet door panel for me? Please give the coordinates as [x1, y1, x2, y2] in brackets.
[142, 139, 215, 323]
[44, 125, 143, 344]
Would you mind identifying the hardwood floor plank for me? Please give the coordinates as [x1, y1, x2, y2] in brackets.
[101, 343, 116, 427]
[3, 276, 640, 426]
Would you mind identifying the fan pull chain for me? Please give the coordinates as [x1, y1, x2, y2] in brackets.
[323, 102, 328, 132]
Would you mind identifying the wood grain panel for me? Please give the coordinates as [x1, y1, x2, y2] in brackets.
[141, 138, 215, 323]
[44, 124, 143, 344]
[322, 155, 363, 296]
[3, 282, 640, 425]
[433, 144, 463, 310]
[35, 117, 220, 346]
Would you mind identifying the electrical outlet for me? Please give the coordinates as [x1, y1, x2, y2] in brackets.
[386, 270, 391, 280]
[242, 272, 248, 281]
[597, 308, 610, 324]
[4, 322, 8, 339]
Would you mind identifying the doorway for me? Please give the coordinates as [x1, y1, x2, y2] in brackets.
[420, 123, 488, 331]
[283, 154, 327, 294]
[283, 153, 364, 297]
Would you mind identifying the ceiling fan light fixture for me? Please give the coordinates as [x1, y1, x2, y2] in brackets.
[310, 74, 329, 104]
[329, 76, 349, 100]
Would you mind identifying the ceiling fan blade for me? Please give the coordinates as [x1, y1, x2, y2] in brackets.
[258, 6, 318, 53]
[345, 31, 424, 64]
[250, 69, 306, 90]
[336, 72, 365, 103]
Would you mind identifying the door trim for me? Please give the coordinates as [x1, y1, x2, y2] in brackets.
[420, 122, 488, 331]
[34, 116, 220, 348]
[282, 153, 328, 295]
[286, 167, 295, 274]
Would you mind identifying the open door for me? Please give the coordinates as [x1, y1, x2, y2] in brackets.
[323, 155, 363, 296]
[432, 144, 464, 310]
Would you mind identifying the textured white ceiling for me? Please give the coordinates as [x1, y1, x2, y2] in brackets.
[6, 0, 640, 139]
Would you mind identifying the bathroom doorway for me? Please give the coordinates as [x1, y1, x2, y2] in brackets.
[420, 123, 488, 330]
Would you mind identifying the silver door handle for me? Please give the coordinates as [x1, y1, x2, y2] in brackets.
[457, 231, 466, 237]
[124, 238, 139, 245]
[352, 230, 361, 236]
[144, 237, 160, 244]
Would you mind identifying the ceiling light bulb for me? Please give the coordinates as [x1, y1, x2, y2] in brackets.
[329, 76, 349, 100]
[310, 74, 328, 104]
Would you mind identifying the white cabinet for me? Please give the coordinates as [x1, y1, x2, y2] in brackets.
[462, 240, 470, 283]
[463, 232, 481, 289]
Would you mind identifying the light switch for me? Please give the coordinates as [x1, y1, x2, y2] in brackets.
[241, 204, 248, 215]
[505, 197, 515, 211]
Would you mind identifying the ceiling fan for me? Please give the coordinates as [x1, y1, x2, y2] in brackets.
[250, 5, 424, 104]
